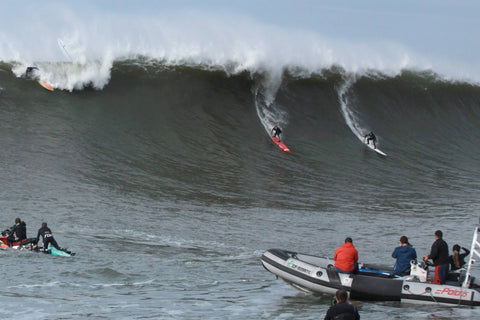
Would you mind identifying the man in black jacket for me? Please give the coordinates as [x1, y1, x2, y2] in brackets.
[7, 218, 27, 247]
[324, 289, 360, 320]
[36, 222, 60, 250]
[423, 230, 449, 284]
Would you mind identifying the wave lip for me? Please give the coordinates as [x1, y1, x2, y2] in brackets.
[1, 5, 480, 90]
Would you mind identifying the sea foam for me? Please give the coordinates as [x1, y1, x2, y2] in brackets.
[1, 4, 478, 91]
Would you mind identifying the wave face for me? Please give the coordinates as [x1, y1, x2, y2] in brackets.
[2, 59, 480, 320]
[1, 61, 479, 212]
[2, 4, 480, 319]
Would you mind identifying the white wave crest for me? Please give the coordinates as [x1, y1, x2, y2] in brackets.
[1, 3, 479, 90]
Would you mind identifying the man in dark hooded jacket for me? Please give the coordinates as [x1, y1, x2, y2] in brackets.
[7, 218, 27, 247]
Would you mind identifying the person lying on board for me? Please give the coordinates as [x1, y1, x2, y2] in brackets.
[364, 131, 377, 148]
[271, 126, 282, 139]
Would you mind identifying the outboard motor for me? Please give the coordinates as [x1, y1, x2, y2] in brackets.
[409, 260, 428, 282]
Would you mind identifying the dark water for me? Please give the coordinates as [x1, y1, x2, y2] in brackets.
[0, 62, 480, 319]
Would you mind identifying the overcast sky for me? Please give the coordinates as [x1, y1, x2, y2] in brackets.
[50, 0, 475, 64]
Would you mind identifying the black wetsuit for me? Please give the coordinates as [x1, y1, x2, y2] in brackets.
[6, 221, 27, 246]
[365, 133, 376, 146]
[36, 225, 60, 250]
[324, 302, 360, 320]
[271, 127, 282, 139]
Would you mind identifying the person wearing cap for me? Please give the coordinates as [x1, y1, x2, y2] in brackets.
[334, 237, 359, 274]
[392, 235, 417, 276]
[423, 230, 449, 284]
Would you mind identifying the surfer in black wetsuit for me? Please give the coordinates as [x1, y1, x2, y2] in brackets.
[6, 217, 27, 247]
[35, 222, 60, 251]
[271, 126, 282, 139]
[365, 131, 377, 149]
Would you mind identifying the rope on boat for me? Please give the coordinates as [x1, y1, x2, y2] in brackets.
[404, 286, 439, 304]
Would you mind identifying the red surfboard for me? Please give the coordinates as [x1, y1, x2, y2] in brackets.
[271, 136, 291, 153]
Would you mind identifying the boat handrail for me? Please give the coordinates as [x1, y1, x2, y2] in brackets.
[462, 226, 480, 288]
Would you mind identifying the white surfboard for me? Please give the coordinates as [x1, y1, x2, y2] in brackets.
[365, 139, 387, 156]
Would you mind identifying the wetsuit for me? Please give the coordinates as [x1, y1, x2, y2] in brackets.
[271, 127, 282, 139]
[324, 301, 360, 320]
[6, 221, 27, 246]
[36, 225, 60, 250]
[429, 238, 449, 284]
[365, 133, 376, 147]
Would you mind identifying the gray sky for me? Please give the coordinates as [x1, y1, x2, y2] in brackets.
[62, 0, 477, 63]
[2, 0, 479, 80]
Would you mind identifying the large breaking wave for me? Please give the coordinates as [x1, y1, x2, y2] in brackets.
[1, 3, 479, 93]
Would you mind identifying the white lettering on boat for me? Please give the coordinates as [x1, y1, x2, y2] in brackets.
[288, 261, 312, 275]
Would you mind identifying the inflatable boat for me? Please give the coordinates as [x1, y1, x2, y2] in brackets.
[261, 227, 480, 306]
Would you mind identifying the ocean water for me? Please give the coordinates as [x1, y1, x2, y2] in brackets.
[1, 61, 479, 319]
[1, 4, 480, 319]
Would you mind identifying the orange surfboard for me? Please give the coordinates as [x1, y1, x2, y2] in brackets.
[38, 80, 54, 91]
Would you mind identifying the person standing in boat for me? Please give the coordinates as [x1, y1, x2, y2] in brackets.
[392, 236, 417, 276]
[423, 230, 449, 284]
[449, 244, 470, 271]
[271, 126, 282, 139]
[324, 289, 360, 320]
[334, 237, 359, 274]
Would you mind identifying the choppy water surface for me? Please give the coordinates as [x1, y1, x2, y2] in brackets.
[1, 63, 480, 319]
